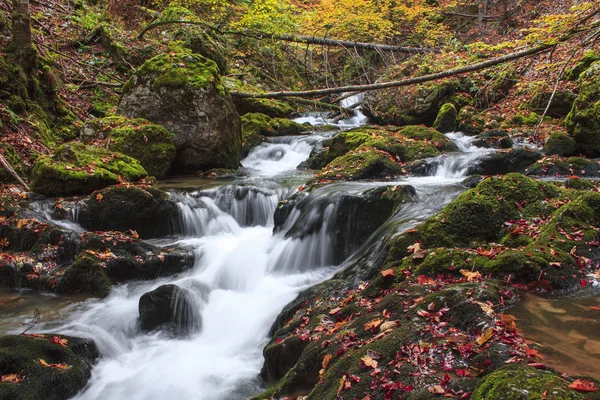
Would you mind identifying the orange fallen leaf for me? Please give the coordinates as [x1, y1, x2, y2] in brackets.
[460, 269, 482, 282]
[1, 374, 22, 383]
[129, 230, 139, 239]
[569, 379, 598, 392]
[329, 307, 341, 315]
[364, 319, 383, 331]
[381, 268, 396, 277]
[319, 354, 332, 380]
[407, 242, 422, 254]
[51, 336, 68, 348]
[39, 359, 71, 369]
[95, 193, 103, 202]
[337, 375, 346, 396]
[428, 385, 445, 394]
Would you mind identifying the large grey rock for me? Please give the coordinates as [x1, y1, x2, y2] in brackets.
[118, 53, 242, 174]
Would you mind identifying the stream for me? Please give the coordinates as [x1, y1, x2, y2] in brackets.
[2, 106, 498, 399]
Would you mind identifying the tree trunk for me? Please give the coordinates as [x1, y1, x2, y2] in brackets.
[12, 0, 36, 71]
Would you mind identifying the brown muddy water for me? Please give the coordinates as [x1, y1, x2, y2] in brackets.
[511, 289, 600, 380]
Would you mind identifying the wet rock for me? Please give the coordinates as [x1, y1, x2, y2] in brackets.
[543, 132, 578, 157]
[118, 53, 242, 174]
[274, 185, 416, 264]
[526, 156, 600, 177]
[139, 284, 202, 335]
[467, 148, 542, 175]
[462, 174, 483, 188]
[81, 116, 176, 179]
[241, 113, 306, 156]
[55, 254, 113, 298]
[566, 61, 600, 157]
[432, 103, 457, 133]
[472, 129, 513, 149]
[30, 142, 148, 197]
[77, 185, 179, 239]
[0, 334, 98, 400]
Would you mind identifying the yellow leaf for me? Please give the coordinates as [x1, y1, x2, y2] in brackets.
[407, 242, 421, 254]
[460, 269, 482, 282]
[17, 219, 28, 229]
[361, 355, 378, 369]
[476, 328, 495, 345]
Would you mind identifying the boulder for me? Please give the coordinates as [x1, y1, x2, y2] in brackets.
[118, 53, 242, 174]
[566, 61, 600, 157]
[139, 284, 202, 335]
[543, 132, 578, 157]
[526, 156, 600, 177]
[432, 103, 457, 133]
[81, 116, 176, 179]
[241, 113, 306, 156]
[0, 334, 98, 400]
[472, 129, 513, 149]
[467, 148, 542, 176]
[77, 185, 178, 239]
[456, 106, 484, 136]
[30, 142, 148, 197]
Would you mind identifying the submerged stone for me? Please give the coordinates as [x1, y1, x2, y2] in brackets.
[139, 284, 202, 336]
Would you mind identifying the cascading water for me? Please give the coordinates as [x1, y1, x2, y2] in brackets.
[13, 117, 494, 398]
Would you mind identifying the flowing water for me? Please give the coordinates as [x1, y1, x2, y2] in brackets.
[4, 112, 496, 399]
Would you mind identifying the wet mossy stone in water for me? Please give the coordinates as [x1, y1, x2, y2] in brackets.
[473, 129, 513, 149]
[566, 61, 600, 157]
[433, 103, 457, 133]
[78, 185, 177, 239]
[467, 148, 542, 176]
[81, 116, 176, 179]
[30, 142, 148, 197]
[526, 156, 600, 177]
[139, 284, 202, 336]
[118, 52, 242, 174]
[0, 334, 99, 400]
[544, 132, 578, 157]
[54, 255, 112, 298]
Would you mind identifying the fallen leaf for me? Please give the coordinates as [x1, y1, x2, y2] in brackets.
[407, 242, 422, 254]
[0, 374, 22, 383]
[96, 193, 103, 202]
[361, 355, 378, 369]
[50, 336, 68, 347]
[476, 328, 494, 345]
[337, 375, 346, 396]
[129, 230, 139, 239]
[428, 385, 445, 394]
[364, 319, 383, 331]
[319, 354, 332, 380]
[39, 359, 71, 369]
[381, 268, 396, 277]
[380, 321, 397, 332]
[460, 269, 482, 282]
[569, 379, 598, 392]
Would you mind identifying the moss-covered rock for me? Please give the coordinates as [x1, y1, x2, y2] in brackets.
[234, 97, 294, 118]
[0, 334, 99, 400]
[118, 52, 242, 174]
[241, 113, 306, 156]
[468, 148, 542, 176]
[566, 61, 600, 157]
[81, 116, 176, 179]
[77, 185, 178, 239]
[473, 129, 513, 149]
[55, 254, 112, 298]
[566, 50, 600, 81]
[433, 103, 457, 133]
[543, 132, 578, 157]
[526, 156, 600, 177]
[456, 106, 484, 136]
[472, 365, 596, 400]
[529, 89, 577, 118]
[30, 142, 148, 197]
[139, 284, 202, 336]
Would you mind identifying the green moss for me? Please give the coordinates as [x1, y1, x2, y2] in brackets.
[472, 365, 594, 400]
[566, 61, 600, 157]
[565, 177, 595, 190]
[526, 156, 600, 177]
[456, 106, 484, 136]
[544, 132, 578, 157]
[432, 103, 457, 133]
[133, 53, 224, 94]
[30, 142, 148, 197]
[473, 130, 513, 149]
[0, 143, 29, 184]
[566, 50, 600, 81]
[511, 111, 540, 126]
[56, 255, 112, 298]
[84, 116, 176, 179]
[237, 97, 294, 117]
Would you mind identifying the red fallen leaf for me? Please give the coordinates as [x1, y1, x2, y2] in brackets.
[455, 369, 473, 377]
[525, 346, 544, 359]
[580, 278, 588, 288]
[417, 275, 436, 285]
[589, 306, 600, 311]
[50, 336, 69, 348]
[275, 338, 282, 343]
[381, 269, 396, 277]
[568, 175, 579, 179]
[569, 379, 598, 392]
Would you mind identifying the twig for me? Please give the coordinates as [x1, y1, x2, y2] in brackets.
[0, 151, 30, 191]
[20, 308, 40, 334]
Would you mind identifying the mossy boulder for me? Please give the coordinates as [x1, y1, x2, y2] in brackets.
[566, 50, 600, 81]
[234, 97, 294, 118]
[566, 61, 600, 157]
[30, 142, 148, 197]
[529, 89, 577, 118]
[118, 52, 242, 174]
[241, 113, 306, 156]
[433, 103, 457, 133]
[55, 255, 112, 298]
[472, 129, 513, 149]
[472, 365, 596, 400]
[0, 334, 99, 400]
[543, 132, 578, 157]
[526, 156, 600, 177]
[139, 284, 202, 336]
[81, 116, 176, 179]
[77, 185, 178, 239]
[456, 106, 484, 136]
[468, 148, 542, 176]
